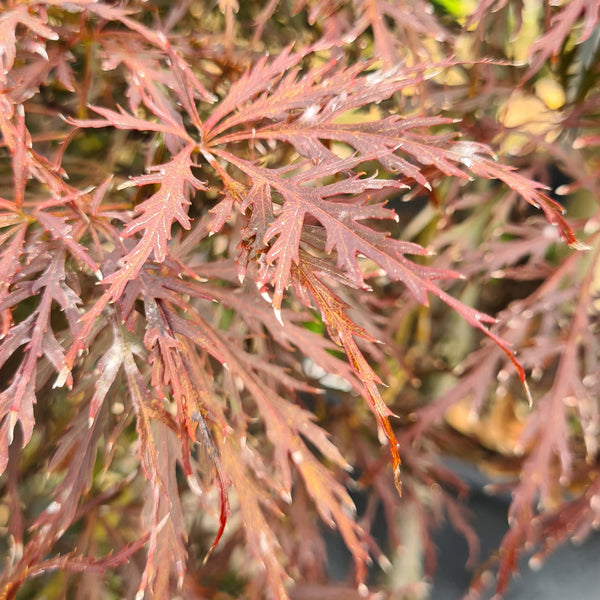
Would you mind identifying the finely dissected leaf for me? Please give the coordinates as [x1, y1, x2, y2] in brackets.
[0, 533, 152, 600]
[139, 275, 371, 586]
[68, 0, 217, 104]
[35, 209, 99, 275]
[205, 54, 458, 149]
[217, 153, 431, 308]
[117, 147, 204, 264]
[169, 306, 334, 496]
[33, 408, 105, 542]
[140, 422, 188, 599]
[0, 246, 81, 471]
[107, 316, 182, 600]
[0, 222, 27, 336]
[525, 0, 600, 80]
[337, 0, 450, 65]
[65, 146, 207, 371]
[28, 533, 152, 576]
[247, 115, 469, 186]
[293, 446, 371, 587]
[202, 54, 578, 387]
[142, 291, 230, 565]
[70, 105, 191, 141]
[221, 437, 291, 600]
[203, 45, 309, 137]
[238, 181, 275, 271]
[219, 152, 528, 391]
[466, 153, 585, 249]
[291, 258, 403, 483]
[204, 50, 579, 255]
[1, 2, 593, 599]
[489, 255, 599, 595]
[0, 4, 58, 77]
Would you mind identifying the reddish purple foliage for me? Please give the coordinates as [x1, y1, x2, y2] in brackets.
[0, 1, 598, 599]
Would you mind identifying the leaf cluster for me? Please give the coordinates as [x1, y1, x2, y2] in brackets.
[0, 1, 599, 599]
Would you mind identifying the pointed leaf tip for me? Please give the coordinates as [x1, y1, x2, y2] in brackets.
[394, 464, 402, 497]
[569, 240, 592, 251]
[274, 307, 283, 326]
[7, 411, 17, 445]
[53, 366, 71, 389]
[523, 378, 533, 408]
